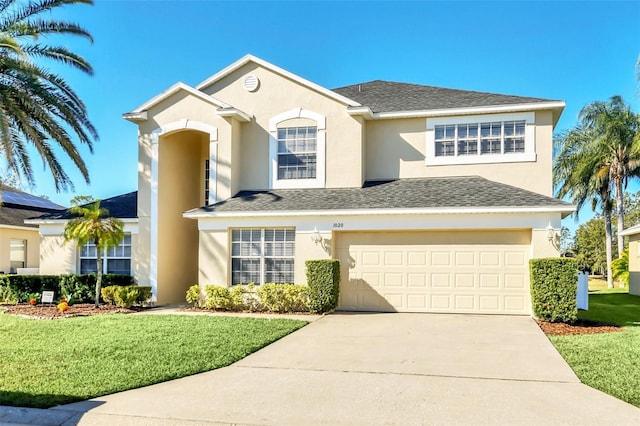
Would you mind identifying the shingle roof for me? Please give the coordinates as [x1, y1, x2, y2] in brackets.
[186, 177, 572, 215]
[0, 206, 53, 228]
[35, 191, 138, 220]
[332, 80, 558, 113]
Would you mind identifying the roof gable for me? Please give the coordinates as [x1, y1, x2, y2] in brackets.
[125, 82, 230, 118]
[195, 54, 361, 108]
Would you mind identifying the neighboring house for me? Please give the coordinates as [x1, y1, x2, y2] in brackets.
[33, 55, 576, 314]
[618, 225, 640, 296]
[0, 185, 64, 274]
[27, 192, 138, 277]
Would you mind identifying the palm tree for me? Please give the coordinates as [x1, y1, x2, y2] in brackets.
[554, 129, 616, 288]
[554, 97, 640, 288]
[579, 96, 640, 256]
[0, 0, 97, 191]
[63, 200, 124, 308]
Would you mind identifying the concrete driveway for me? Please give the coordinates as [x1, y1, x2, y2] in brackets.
[24, 313, 640, 425]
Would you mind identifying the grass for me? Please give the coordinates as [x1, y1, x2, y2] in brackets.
[548, 291, 640, 407]
[0, 314, 306, 408]
[588, 276, 628, 294]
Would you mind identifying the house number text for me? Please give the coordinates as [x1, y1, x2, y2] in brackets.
[333, 222, 344, 228]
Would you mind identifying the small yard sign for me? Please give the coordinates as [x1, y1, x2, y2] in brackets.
[42, 291, 54, 304]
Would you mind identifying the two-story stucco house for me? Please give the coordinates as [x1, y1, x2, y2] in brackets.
[33, 55, 575, 314]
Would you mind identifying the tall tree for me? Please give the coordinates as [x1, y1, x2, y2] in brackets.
[554, 126, 616, 287]
[63, 200, 123, 308]
[579, 96, 640, 255]
[0, 0, 97, 191]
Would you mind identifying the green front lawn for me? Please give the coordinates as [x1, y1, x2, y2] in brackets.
[0, 314, 306, 408]
[549, 292, 640, 407]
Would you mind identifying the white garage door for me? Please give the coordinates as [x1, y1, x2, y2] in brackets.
[336, 230, 531, 315]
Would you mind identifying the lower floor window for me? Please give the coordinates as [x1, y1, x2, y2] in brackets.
[80, 234, 132, 275]
[10, 239, 26, 273]
[231, 228, 295, 285]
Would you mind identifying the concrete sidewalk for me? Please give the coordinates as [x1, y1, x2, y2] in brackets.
[2, 313, 640, 425]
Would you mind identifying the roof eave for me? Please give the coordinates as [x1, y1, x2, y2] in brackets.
[195, 54, 362, 108]
[348, 101, 567, 122]
[123, 82, 231, 121]
[183, 205, 576, 219]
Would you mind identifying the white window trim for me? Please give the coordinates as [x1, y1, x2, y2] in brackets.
[79, 234, 132, 275]
[268, 108, 326, 189]
[425, 112, 536, 166]
[230, 228, 295, 285]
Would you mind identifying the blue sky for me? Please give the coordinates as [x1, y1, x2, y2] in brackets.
[20, 0, 640, 232]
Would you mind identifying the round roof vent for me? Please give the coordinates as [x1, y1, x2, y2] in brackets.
[243, 75, 260, 92]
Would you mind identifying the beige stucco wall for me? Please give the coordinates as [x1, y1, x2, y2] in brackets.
[0, 228, 41, 273]
[201, 63, 365, 190]
[38, 228, 140, 278]
[363, 111, 554, 196]
[39, 234, 76, 275]
[628, 235, 640, 296]
[156, 132, 204, 304]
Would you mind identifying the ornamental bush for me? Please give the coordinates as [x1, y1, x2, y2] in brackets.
[306, 260, 340, 313]
[185, 284, 202, 307]
[204, 285, 233, 310]
[101, 285, 152, 308]
[0, 274, 135, 303]
[530, 258, 578, 323]
[256, 283, 309, 313]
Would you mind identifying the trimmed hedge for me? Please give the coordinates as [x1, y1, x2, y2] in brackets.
[305, 259, 340, 313]
[0, 274, 135, 304]
[257, 283, 309, 313]
[101, 285, 152, 308]
[530, 258, 578, 323]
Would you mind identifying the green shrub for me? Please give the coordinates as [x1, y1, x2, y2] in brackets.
[113, 287, 139, 308]
[306, 260, 340, 313]
[530, 258, 578, 323]
[101, 286, 118, 305]
[229, 285, 247, 311]
[185, 284, 202, 307]
[0, 274, 135, 304]
[101, 285, 152, 308]
[257, 283, 309, 313]
[204, 285, 232, 310]
[0, 285, 18, 304]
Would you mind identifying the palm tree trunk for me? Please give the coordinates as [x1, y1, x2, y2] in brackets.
[604, 212, 614, 289]
[615, 177, 625, 257]
[95, 250, 103, 308]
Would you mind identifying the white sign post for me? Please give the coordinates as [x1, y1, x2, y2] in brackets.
[41, 291, 54, 305]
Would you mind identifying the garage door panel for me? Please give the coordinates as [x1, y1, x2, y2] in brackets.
[479, 295, 500, 311]
[407, 273, 427, 287]
[337, 231, 531, 315]
[455, 251, 476, 266]
[479, 273, 500, 288]
[408, 252, 427, 266]
[455, 273, 475, 288]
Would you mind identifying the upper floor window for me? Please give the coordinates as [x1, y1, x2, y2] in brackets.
[427, 112, 535, 166]
[80, 233, 132, 275]
[269, 108, 326, 189]
[277, 126, 317, 180]
[434, 120, 525, 157]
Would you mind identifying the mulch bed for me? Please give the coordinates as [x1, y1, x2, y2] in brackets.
[536, 319, 621, 336]
[1, 303, 135, 319]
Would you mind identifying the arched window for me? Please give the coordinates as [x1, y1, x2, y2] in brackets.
[268, 108, 326, 189]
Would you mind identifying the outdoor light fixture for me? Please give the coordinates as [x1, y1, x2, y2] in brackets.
[311, 226, 323, 245]
[546, 222, 561, 252]
[310, 226, 330, 254]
